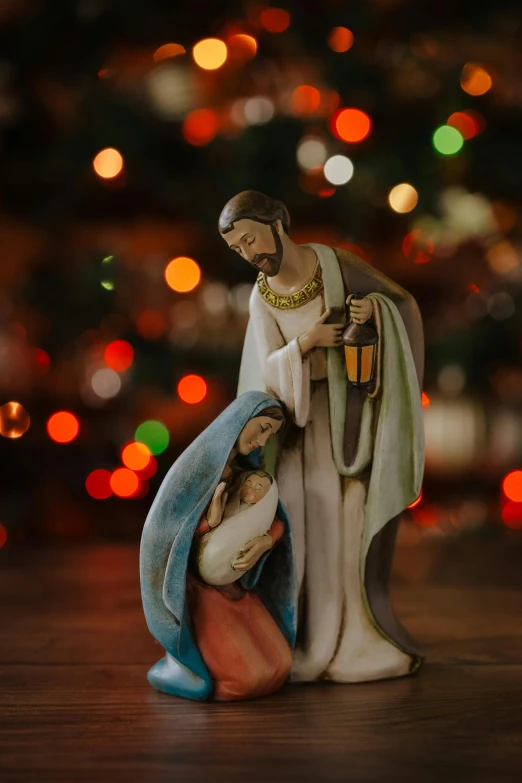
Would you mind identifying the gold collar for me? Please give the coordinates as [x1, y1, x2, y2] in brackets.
[257, 260, 323, 310]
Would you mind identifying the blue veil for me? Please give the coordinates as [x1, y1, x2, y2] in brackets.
[140, 391, 297, 700]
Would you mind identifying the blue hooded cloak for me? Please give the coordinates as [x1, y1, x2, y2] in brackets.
[140, 391, 297, 700]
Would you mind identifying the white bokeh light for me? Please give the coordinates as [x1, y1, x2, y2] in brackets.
[91, 368, 122, 399]
[244, 96, 275, 125]
[324, 155, 354, 185]
[296, 138, 328, 171]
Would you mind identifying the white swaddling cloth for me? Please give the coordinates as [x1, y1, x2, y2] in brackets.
[197, 477, 278, 586]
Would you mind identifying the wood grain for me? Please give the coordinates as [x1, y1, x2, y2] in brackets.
[1, 535, 522, 782]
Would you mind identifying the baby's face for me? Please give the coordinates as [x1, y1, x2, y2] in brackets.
[239, 474, 271, 505]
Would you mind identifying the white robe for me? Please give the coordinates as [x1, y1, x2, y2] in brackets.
[243, 247, 415, 683]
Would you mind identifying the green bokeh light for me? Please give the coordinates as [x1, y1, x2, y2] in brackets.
[135, 420, 170, 455]
[433, 125, 464, 156]
[101, 255, 115, 291]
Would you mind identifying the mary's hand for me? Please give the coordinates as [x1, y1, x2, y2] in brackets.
[207, 482, 228, 529]
[232, 535, 272, 572]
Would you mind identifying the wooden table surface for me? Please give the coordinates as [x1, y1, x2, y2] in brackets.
[1, 533, 522, 782]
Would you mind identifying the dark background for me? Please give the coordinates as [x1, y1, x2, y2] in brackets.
[1, 0, 521, 548]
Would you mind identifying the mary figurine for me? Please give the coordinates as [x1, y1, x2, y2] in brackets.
[140, 391, 296, 702]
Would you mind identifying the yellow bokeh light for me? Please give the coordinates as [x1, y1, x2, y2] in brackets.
[192, 38, 227, 71]
[93, 148, 124, 179]
[460, 63, 492, 96]
[388, 183, 419, 214]
[165, 257, 201, 293]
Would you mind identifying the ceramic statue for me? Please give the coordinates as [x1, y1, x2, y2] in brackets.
[219, 190, 425, 683]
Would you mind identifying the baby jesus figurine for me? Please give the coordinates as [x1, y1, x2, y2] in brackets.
[196, 470, 283, 586]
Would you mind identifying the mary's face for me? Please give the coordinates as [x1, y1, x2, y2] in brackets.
[235, 415, 283, 455]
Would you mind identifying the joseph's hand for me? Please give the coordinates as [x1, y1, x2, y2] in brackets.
[349, 297, 373, 324]
[298, 309, 345, 353]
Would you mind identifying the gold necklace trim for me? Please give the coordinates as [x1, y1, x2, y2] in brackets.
[257, 260, 323, 310]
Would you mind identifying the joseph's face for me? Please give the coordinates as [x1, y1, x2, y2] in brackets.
[221, 218, 283, 277]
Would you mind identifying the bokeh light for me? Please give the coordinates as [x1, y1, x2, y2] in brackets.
[324, 155, 354, 185]
[182, 108, 219, 146]
[121, 442, 152, 471]
[291, 86, 321, 115]
[165, 257, 201, 293]
[35, 348, 51, 374]
[388, 183, 419, 213]
[447, 111, 480, 140]
[104, 340, 134, 372]
[296, 137, 328, 171]
[110, 467, 140, 498]
[91, 368, 122, 400]
[136, 455, 158, 480]
[331, 108, 371, 143]
[101, 255, 115, 291]
[244, 96, 275, 125]
[502, 501, 522, 530]
[136, 309, 166, 339]
[432, 125, 464, 156]
[0, 401, 31, 439]
[47, 411, 79, 444]
[460, 63, 492, 96]
[227, 34, 257, 61]
[153, 43, 186, 63]
[422, 392, 431, 408]
[488, 292, 515, 320]
[85, 469, 112, 500]
[192, 38, 227, 70]
[486, 241, 520, 276]
[178, 374, 207, 404]
[328, 27, 354, 53]
[260, 8, 290, 33]
[93, 148, 124, 179]
[135, 420, 170, 455]
[0, 523, 7, 548]
[502, 470, 522, 502]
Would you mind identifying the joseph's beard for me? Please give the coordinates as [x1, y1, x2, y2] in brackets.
[250, 225, 283, 277]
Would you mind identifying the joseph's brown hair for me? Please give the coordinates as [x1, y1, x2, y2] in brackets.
[218, 190, 290, 235]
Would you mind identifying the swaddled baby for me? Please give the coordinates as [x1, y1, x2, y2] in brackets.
[197, 471, 279, 586]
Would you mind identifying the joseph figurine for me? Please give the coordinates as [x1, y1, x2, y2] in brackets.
[219, 190, 425, 683]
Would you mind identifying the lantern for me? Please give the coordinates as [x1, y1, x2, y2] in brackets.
[342, 293, 378, 387]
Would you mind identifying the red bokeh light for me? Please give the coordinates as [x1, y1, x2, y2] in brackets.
[177, 374, 207, 404]
[0, 523, 7, 548]
[35, 348, 51, 374]
[86, 469, 113, 500]
[502, 501, 522, 530]
[331, 108, 371, 143]
[502, 471, 522, 502]
[260, 8, 290, 33]
[291, 86, 321, 115]
[136, 455, 158, 480]
[183, 109, 219, 146]
[421, 392, 430, 408]
[47, 411, 80, 443]
[412, 508, 438, 527]
[110, 468, 140, 498]
[136, 309, 166, 340]
[104, 340, 134, 372]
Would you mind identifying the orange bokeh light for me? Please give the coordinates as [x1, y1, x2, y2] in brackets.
[0, 401, 31, 439]
[110, 467, 140, 498]
[93, 148, 124, 179]
[421, 392, 430, 408]
[291, 85, 321, 115]
[0, 523, 6, 548]
[192, 38, 228, 70]
[331, 108, 371, 143]
[260, 8, 290, 33]
[136, 455, 158, 480]
[182, 108, 219, 146]
[136, 309, 166, 340]
[227, 34, 258, 61]
[460, 63, 492, 96]
[502, 471, 522, 502]
[447, 111, 479, 140]
[165, 257, 201, 293]
[328, 27, 354, 53]
[121, 442, 152, 471]
[408, 491, 423, 509]
[153, 43, 186, 63]
[47, 411, 79, 444]
[178, 374, 207, 404]
[104, 340, 134, 372]
[85, 469, 112, 500]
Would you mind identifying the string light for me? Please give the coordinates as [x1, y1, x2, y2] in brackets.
[135, 420, 170, 455]
[331, 108, 371, 143]
[93, 148, 123, 179]
[104, 340, 134, 372]
[165, 257, 201, 292]
[85, 469, 112, 500]
[47, 411, 79, 444]
[328, 27, 354, 53]
[192, 38, 227, 70]
[388, 183, 418, 213]
[177, 374, 207, 404]
[0, 401, 31, 439]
